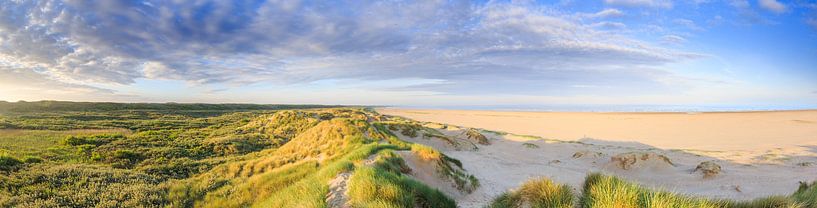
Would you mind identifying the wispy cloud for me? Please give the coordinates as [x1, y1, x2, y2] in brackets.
[807, 18, 817, 29]
[581, 9, 625, 19]
[590, 21, 628, 30]
[758, 0, 787, 13]
[603, 0, 672, 8]
[661, 35, 687, 45]
[729, 0, 768, 24]
[674, 18, 705, 31]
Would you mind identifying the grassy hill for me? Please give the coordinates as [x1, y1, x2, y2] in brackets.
[0, 102, 456, 207]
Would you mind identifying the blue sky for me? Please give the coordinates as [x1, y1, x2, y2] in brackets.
[0, 0, 815, 108]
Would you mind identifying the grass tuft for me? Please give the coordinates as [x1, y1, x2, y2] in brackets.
[490, 177, 575, 208]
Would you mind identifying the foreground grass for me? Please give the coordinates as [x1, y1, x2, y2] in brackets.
[489, 177, 574, 208]
[492, 173, 817, 208]
[347, 149, 455, 208]
[581, 173, 724, 208]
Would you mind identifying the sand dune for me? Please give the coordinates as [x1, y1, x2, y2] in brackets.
[378, 108, 817, 207]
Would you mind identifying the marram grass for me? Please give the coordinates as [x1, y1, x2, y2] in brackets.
[489, 177, 575, 208]
[491, 173, 815, 208]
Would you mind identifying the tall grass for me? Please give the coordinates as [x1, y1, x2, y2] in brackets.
[581, 173, 811, 208]
[792, 181, 817, 207]
[346, 148, 456, 208]
[489, 177, 575, 208]
[490, 173, 815, 208]
[254, 143, 386, 208]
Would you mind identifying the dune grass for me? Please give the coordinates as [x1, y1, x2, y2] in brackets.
[411, 143, 479, 193]
[346, 149, 455, 208]
[522, 142, 540, 148]
[489, 177, 575, 208]
[791, 181, 817, 208]
[582, 173, 725, 208]
[492, 173, 814, 208]
[582, 173, 814, 208]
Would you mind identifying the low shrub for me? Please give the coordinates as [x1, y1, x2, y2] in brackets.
[0, 154, 22, 171]
[21, 156, 43, 163]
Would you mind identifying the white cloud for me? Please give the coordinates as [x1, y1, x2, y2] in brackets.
[583, 9, 625, 19]
[0, 0, 703, 99]
[661, 35, 687, 44]
[758, 0, 787, 13]
[590, 21, 628, 30]
[604, 0, 673, 8]
[674, 18, 704, 31]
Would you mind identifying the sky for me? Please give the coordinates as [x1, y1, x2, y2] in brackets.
[0, 0, 816, 109]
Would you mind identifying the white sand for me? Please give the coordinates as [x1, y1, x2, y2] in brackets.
[379, 108, 817, 207]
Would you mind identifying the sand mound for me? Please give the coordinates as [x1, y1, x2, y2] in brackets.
[694, 161, 722, 179]
[396, 150, 478, 197]
[422, 122, 447, 129]
[396, 151, 462, 197]
[608, 152, 675, 170]
[572, 151, 604, 159]
[429, 134, 479, 151]
[461, 128, 490, 145]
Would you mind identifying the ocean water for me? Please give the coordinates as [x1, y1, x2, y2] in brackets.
[393, 104, 817, 112]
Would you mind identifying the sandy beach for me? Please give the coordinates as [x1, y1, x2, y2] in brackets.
[378, 108, 817, 206]
[378, 108, 817, 152]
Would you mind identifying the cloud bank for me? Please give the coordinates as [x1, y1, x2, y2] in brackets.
[0, 1, 706, 98]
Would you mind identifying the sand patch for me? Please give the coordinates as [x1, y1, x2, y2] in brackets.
[326, 172, 352, 208]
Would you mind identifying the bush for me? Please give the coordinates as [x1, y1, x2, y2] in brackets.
[109, 150, 144, 168]
[0, 155, 23, 171]
[523, 143, 539, 148]
[60, 134, 123, 146]
[22, 156, 43, 163]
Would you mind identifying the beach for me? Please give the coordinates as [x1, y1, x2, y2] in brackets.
[378, 108, 817, 205]
[377, 108, 817, 152]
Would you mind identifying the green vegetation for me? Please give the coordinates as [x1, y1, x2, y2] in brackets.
[792, 182, 817, 207]
[346, 150, 455, 208]
[523, 142, 540, 148]
[0, 101, 460, 207]
[492, 173, 817, 208]
[581, 173, 723, 208]
[489, 177, 575, 208]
